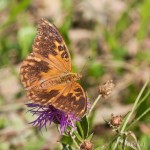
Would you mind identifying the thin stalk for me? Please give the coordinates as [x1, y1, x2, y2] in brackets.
[71, 136, 80, 149]
[135, 87, 150, 109]
[88, 94, 102, 117]
[70, 129, 80, 149]
[127, 107, 150, 129]
[113, 78, 149, 150]
[118, 138, 139, 150]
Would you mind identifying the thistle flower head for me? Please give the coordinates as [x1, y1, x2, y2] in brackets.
[26, 103, 80, 134]
[110, 114, 123, 127]
[80, 140, 93, 150]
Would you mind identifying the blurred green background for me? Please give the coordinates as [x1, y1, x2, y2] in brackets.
[0, 0, 150, 149]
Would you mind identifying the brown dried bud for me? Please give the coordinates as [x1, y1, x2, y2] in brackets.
[80, 140, 93, 150]
[99, 80, 115, 99]
[110, 114, 123, 127]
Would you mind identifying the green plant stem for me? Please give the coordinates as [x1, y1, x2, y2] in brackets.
[127, 107, 150, 129]
[88, 94, 102, 117]
[113, 78, 149, 150]
[70, 130, 80, 149]
[135, 87, 150, 109]
[118, 138, 139, 150]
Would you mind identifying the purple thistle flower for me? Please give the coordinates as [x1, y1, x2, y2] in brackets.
[26, 103, 80, 134]
[86, 96, 91, 110]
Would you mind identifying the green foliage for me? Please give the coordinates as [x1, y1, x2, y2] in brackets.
[61, 135, 73, 145]
[137, 0, 150, 40]
[60, 0, 73, 46]
[111, 47, 127, 60]
[0, 117, 6, 129]
[3, 0, 31, 27]
[104, 29, 118, 51]
[140, 135, 150, 150]
[24, 138, 45, 150]
[60, 116, 94, 149]
[62, 144, 72, 150]
[0, 0, 31, 66]
[136, 51, 150, 64]
[76, 116, 89, 139]
[0, 0, 9, 11]
[88, 60, 105, 78]
[17, 26, 36, 59]
[113, 78, 150, 149]
[115, 0, 138, 38]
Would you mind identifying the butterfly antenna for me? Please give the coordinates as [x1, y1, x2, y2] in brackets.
[80, 56, 91, 75]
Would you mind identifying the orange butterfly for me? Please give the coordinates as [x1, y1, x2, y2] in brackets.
[20, 19, 87, 118]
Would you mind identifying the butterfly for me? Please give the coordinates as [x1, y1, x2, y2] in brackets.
[20, 18, 87, 118]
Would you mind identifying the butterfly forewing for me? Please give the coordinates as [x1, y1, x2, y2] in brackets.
[20, 19, 71, 89]
[20, 53, 66, 90]
[33, 19, 72, 72]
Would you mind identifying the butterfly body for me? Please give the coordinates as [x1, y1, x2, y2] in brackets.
[59, 72, 81, 83]
[20, 19, 87, 118]
[39, 73, 81, 89]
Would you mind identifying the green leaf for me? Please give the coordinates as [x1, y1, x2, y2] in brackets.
[61, 135, 73, 145]
[17, 26, 36, 59]
[24, 138, 45, 150]
[111, 47, 127, 60]
[76, 122, 84, 138]
[62, 144, 72, 150]
[95, 146, 102, 150]
[1, 0, 31, 28]
[74, 131, 84, 143]
[87, 133, 94, 141]
[137, 0, 150, 40]
[88, 61, 105, 78]
[140, 134, 150, 150]
[136, 51, 150, 64]
[104, 29, 117, 50]
[88, 110, 96, 132]
[77, 116, 89, 139]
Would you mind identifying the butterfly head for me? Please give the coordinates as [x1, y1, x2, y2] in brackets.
[76, 73, 82, 80]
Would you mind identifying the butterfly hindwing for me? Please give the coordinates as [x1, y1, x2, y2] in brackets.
[53, 82, 87, 118]
[27, 82, 87, 118]
[26, 83, 66, 104]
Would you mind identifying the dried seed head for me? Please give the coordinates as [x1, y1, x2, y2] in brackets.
[99, 80, 115, 99]
[80, 140, 93, 150]
[110, 114, 123, 127]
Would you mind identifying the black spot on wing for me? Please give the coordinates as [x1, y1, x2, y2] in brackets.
[74, 88, 82, 92]
[61, 51, 69, 59]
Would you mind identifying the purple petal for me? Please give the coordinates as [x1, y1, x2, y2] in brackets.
[26, 103, 80, 134]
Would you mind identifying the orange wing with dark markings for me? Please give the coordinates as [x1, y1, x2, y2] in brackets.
[27, 82, 87, 118]
[20, 19, 71, 90]
[20, 18, 87, 118]
[53, 82, 87, 117]
[20, 52, 66, 90]
[33, 19, 72, 71]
